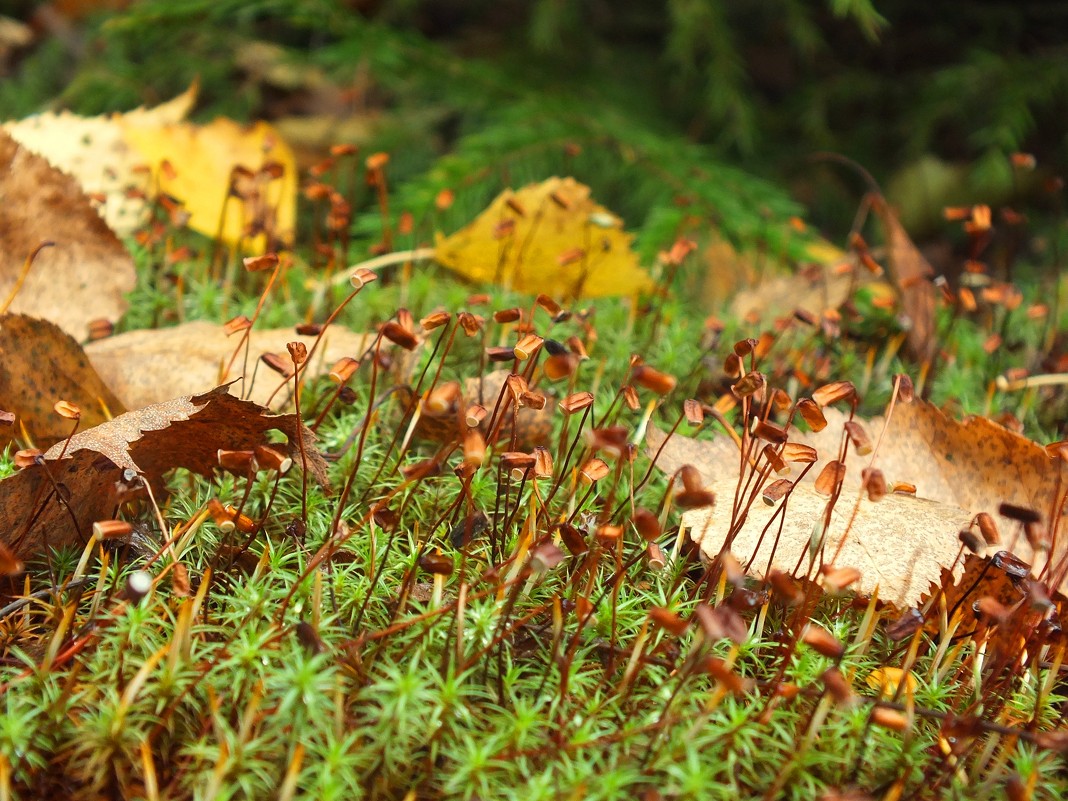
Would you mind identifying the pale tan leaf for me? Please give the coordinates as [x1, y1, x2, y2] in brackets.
[727, 241, 881, 324]
[682, 476, 972, 607]
[648, 394, 1068, 603]
[85, 321, 375, 409]
[806, 402, 1067, 572]
[2, 84, 196, 234]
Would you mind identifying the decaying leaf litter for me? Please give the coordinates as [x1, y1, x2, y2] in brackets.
[0, 80, 1067, 800]
[1, 85, 1064, 642]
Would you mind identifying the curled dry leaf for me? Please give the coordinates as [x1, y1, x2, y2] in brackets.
[921, 552, 1068, 665]
[870, 195, 937, 362]
[0, 386, 328, 561]
[0, 131, 137, 340]
[85, 320, 376, 409]
[433, 177, 652, 299]
[0, 314, 126, 448]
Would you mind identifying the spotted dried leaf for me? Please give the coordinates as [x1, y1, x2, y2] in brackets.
[0, 314, 126, 449]
[2, 84, 196, 234]
[0, 131, 136, 340]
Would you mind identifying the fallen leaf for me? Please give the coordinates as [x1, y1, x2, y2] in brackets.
[85, 321, 375, 409]
[2, 85, 196, 234]
[920, 551, 1067, 665]
[0, 314, 126, 448]
[680, 472, 972, 607]
[120, 117, 297, 248]
[802, 402, 1066, 571]
[870, 195, 937, 362]
[729, 258, 893, 325]
[433, 177, 652, 299]
[715, 236, 864, 321]
[3, 84, 295, 248]
[0, 386, 328, 561]
[0, 130, 137, 340]
[647, 396, 1068, 604]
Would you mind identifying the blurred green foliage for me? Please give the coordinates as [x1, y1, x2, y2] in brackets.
[3, 0, 1065, 298]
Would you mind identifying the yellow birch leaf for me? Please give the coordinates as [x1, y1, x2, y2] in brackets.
[865, 667, 916, 700]
[433, 177, 652, 299]
[2, 83, 197, 234]
[120, 118, 297, 249]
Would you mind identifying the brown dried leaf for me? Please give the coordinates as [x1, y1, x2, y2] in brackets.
[647, 393, 1068, 603]
[0, 130, 136, 340]
[922, 552, 1068, 667]
[0, 314, 126, 448]
[871, 195, 937, 362]
[0, 386, 328, 560]
[85, 321, 376, 409]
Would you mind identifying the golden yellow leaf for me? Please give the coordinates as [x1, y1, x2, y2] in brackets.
[120, 117, 297, 249]
[433, 177, 652, 299]
[865, 667, 916, 699]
